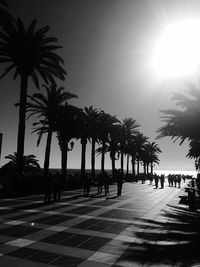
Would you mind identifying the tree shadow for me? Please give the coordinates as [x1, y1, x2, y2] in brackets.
[116, 205, 200, 266]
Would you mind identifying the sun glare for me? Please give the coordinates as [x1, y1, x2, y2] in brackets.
[151, 19, 200, 78]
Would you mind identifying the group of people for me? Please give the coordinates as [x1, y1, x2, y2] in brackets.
[150, 173, 188, 189]
[44, 172, 61, 204]
[153, 174, 165, 189]
[83, 171, 111, 196]
[167, 174, 183, 188]
[83, 169, 124, 197]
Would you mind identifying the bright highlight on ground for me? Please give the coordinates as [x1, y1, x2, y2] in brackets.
[151, 19, 200, 78]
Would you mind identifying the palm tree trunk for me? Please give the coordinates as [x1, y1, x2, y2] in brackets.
[101, 140, 105, 172]
[147, 164, 149, 174]
[43, 130, 53, 178]
[151, 163, 154, 174]
[121, 148, 124, 175]
[126, 154, 129, 176]
[143, 163, 146, 175]
[81, 137, 87, 180]
[61, 142, 68, 184]
[17, 73, 28, 174]
[91, 137, 95, 180]
[131, 156, 135, 177]
[137, 160, 140, 175]
[111, 151, 115, 180]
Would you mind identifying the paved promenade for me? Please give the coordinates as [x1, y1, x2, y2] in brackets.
[0, 181, 199, 266]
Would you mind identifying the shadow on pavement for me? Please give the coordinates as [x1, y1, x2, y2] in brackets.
[117, 205, 200, 266]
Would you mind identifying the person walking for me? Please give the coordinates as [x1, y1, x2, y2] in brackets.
[103, 171, 110, 195]
[154, 173, 159, 189]
[116, 169, 123, 196]
[53, 172, 61, 202]
[84, 172, 90, 196]
[97, 172, 103, 195]
[160, 174, 165, 188]
[44, 173, 53, 204]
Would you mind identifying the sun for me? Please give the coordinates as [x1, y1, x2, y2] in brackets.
[151, 19, 200, 79]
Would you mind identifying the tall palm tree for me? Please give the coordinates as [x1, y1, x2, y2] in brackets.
[56, 103, 80, 182]
[27, 84, 77, 178]
[119, 118, 140, 176]
[85, 106, 102, 180]
[98, 112, 119, 172]
[74, 108, 90, 180]
[133, 133, 149, 175]
[0, 18, 66, 174]
[142, 142, 161, 174]
[108, 123, 121, 178]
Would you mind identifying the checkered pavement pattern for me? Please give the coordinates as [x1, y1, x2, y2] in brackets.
[0, 182, 190, 266]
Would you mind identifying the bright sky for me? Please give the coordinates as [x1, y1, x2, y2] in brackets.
[0, 0, 199, 171]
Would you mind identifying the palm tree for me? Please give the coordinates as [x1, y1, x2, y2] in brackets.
[142, 142, 161, 174]
[85, 106, 102, 180]
[187, 139, 200, 171]
[157, 83, 200, 144]
[56, 103, 80, 182]
[98, 112, 119, 172]
[119, 118, 140, 176]
[4, 152, 40, 171]
[2, 152, 40, 194]
[133, 133, 149, 175]
[108, 123, 121, 178]
[0, 18, 66, 174]
[74, 108, 90, 180]
[27, 84, 77, 178]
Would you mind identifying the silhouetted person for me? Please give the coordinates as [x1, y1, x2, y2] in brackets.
[177, 175, 181, 188]
[168, 175, 172, 187]
[116, 169, 123, 196]
[97, 172, 103, 194]
[160, 174, 165, 188]
[149, 173, 153, 185]
[44, 173, 53, 204]
[53, 172, 61, 202]
[174, 175, 177, 187]
[154, 173, 159, 189]
[141, 174, 145, 184]
[103, 171, 109, 195]
[84, 172, 91, 196]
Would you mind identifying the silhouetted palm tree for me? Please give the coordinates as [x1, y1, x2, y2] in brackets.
[98, 112, 119, 172]
[27, 84, 77, 178]
[85, 106, 102, 180]
[120, 118, 140, 175]
[108, 123, 121, 178]
[133, 133, 149, 175]
[0, 18, 66, 174]
[187, 139, 200, 171]
[4, 152, 40, 171]
[157, 83, 200, 170]
[157, 83, 200, 143]
[74, 108, 90, 180]
[142, 142, 161, 174]
[56, 104, 80, 182]
[2, 152, 40, 195]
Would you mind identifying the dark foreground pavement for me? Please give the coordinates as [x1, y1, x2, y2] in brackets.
[0, 182, 199, 267]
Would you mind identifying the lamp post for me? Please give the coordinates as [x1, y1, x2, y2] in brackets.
[68, 140, 74, 151]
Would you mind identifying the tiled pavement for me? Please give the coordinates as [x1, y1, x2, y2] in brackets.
[0, 182, 200, 267]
